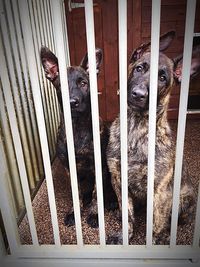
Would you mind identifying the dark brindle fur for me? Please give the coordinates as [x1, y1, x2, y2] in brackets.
[40, 47, 116, 228]
[107, 31, 200, 244]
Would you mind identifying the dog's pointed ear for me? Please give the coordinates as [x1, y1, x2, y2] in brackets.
[174, 45, 200, 83]
[80, 48, 103, 74]
[159, 30, 175, 51]
[129, 42, 151, 63]
[129, 30, 175, 63]
[40, 46, 59, 81]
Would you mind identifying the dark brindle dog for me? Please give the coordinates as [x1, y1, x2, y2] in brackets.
[41, 47, 116, 228]
[107, 31, 200, 244]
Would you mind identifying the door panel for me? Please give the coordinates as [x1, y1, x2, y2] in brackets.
[65, 0, 142, 121]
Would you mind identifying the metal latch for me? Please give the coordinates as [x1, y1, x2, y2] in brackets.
[68, 0, 97, 12]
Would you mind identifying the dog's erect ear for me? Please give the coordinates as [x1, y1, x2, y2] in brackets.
[174, 45, 200, 83]
[129, 42, 151, 63]
[159, 30, 175, 51]
[80, 48, 103, 74]
[129, 30, 175, 63]
[40, 46, 59, 81]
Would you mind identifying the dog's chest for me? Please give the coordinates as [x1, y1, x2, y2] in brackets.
[73, 126, 93, 155]
[56, 116, 94, 168]
[128, 115, 148, 162]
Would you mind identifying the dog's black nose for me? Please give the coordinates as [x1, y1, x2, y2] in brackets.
[70, 98, 79, 108]
[132, 88, 147, 101]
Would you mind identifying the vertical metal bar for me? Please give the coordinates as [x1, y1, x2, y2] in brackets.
[50, 0, 83, 246]
[18, 0, 61, 246]
[46, 0, 54, 50]
[0, 81, 24, 215]
[118, 0, 128, 246]
[45, 0, 60, 131]
[39, 0, 57, 153]
[5, 0, 40, 184]
[47, 0, 60, 129]
[0, 26, 39, 246]
[61, 0, 71, 66]
[170, 0, 196, 247]
[146, 0, 161, 248]
[47, 0, 56, 51]
[0, 0, 36, 191]
[38, 0, 56, 156]
[84, 0, 106, 246]
[34, 0, 54, 158]
[12, 0, 44, 178]
[0, 134, 20, 255]
[43, 0, 58, 143]
[29, 0, 57, 160]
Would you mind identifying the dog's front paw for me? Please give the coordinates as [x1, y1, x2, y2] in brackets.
[87, 214, 99, 228]
[106, 234, 123, 245]
[64, 212, 75, 226]
[105, 199, 119, 211]
[153, 233, 170, 245]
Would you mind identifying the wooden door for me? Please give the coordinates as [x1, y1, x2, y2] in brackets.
[65, 0, 142, 122]
[65, 0, 200, 121]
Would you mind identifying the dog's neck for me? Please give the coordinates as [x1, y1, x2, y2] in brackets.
[128, 99, 169, 129]
[60, 107, 92, 131]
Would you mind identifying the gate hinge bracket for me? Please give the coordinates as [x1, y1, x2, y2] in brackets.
[68, 1, 97, 12]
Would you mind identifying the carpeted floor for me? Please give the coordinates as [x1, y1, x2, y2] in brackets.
[18, 119, 200, 245]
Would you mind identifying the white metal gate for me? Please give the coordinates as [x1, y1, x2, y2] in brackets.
[0, 0, 200, 266]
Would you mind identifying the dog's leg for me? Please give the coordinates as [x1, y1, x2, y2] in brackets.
[153, 168, 174, 244]
[64, 168, 86, 226]
[86, 186, 99, 228]
[179, 183, 195, 225]
[128, 194, 135, 242]
[153, 190, 172, 244]
[109, 159, 122, 214]
[106, 159, 124, 244]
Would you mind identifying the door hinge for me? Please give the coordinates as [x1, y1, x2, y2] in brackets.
[68, 0, 97, 12]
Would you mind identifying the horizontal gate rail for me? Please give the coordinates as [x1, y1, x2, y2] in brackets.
[8, 244, 200, 260]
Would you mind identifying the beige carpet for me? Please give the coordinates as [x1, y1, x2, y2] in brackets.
[19, 119, 200, 245]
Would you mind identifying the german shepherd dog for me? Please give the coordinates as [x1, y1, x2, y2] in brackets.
[41, 47, 117, 228]
[107, 31, 200, 244]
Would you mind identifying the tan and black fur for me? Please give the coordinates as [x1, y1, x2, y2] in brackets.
[107, 31, 200, 244]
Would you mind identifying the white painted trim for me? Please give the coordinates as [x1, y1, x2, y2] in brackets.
[84, 0, 106, 246]
[118, 0, 128, 246]
[7, 244, 200, 260]
[50, 0, 83, 246]
[1, 257, 200, 267]
[146, 0, 161, 247]
[170, 0, 197, 247]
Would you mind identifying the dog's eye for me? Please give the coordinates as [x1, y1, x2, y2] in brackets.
[136, 65, 143, 72]
[80, 80, 87, 87]
[159, 75, 166, 82]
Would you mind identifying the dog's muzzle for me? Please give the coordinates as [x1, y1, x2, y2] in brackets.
[129, 85, 148, 110]
[70, 98, 79, 109]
